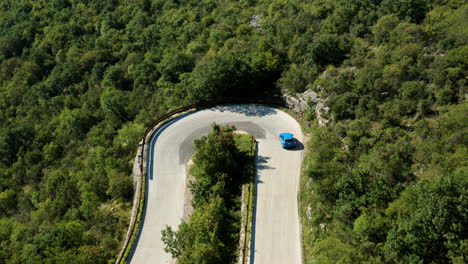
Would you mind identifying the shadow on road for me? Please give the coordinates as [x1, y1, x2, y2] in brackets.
[211, 104, 277, 117]
[257, 155, 274, 170]
[147, 112, 195, 180]
[287, 139, 304, 151]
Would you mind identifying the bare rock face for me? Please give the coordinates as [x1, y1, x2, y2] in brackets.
[283, 89, 330, 126]
[282, 89, 318, 112]
[315, 100, 330, 127]
[249, 14, 262, 30]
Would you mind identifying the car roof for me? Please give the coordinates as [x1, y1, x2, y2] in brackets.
[279, 133, 294, 140]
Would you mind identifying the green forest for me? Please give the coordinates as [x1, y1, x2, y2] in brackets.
[0, 0, 466, 263]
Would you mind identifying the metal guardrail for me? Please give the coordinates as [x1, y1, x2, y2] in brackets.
[115, 97, 283, 264]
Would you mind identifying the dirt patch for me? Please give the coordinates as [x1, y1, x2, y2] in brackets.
[234, 130, 249, 134]
[182, 159, 195, 222]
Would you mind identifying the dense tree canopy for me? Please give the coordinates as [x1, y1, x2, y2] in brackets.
[0, 0, 466, 263]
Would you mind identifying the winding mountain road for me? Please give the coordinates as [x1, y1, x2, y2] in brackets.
[128, 105, 303, 264]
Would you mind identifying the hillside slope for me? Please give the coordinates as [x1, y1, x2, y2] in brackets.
[0, 0, 466, 263]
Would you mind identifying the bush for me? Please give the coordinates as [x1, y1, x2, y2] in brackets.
[309, 34, 350, 66]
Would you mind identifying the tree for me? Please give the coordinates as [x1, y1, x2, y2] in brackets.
[308, 34, 350, 66]
[107, 174, 133, 201]
[44, 169, 80, 218]
[0, 189, 16, 216]
[186, 52, 255, 101]
[100, 89, 129, 125]
[372, 15, 400, 44]
[277, 63, 316, 93]
[331, 92, 359, 120]
[384, 170, 468, 263]
[162, 196, 235, 264]
[311, 236, 362, 264]
[190, 124, 240, 207]
[380, 0, 430, 23]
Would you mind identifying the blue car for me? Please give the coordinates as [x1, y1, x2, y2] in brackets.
[279, 133, 296, 148]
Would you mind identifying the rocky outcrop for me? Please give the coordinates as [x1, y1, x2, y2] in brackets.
[315, 100, 330, 127]
[283, 89, 330, 126]
[283, 89, 318, 113]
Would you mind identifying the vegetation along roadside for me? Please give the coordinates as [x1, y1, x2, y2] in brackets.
[0, 0, 466, 263]
[161, 124, 256, 264]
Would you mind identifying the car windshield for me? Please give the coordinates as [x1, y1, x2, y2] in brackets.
[285, 139, 293, 142]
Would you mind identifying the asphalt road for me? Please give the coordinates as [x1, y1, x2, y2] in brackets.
[128, 105, 303, 264]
